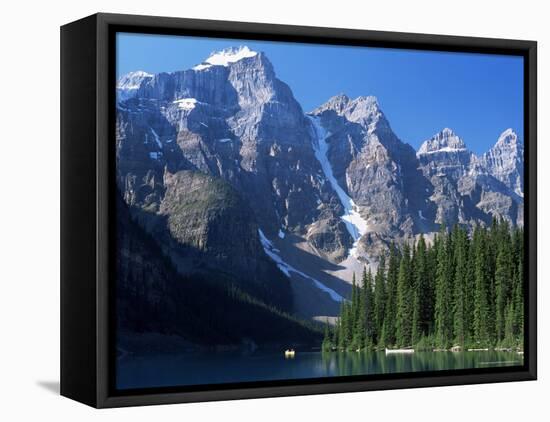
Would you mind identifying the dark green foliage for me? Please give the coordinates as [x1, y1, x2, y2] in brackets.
[325, 221, 524, 352]
[383, 244, 400, 346]
[117, 197, 321, 350]
[434, 226, 454, 348]
[373, 255, 387, 345]
[395, 243, 413, 347]
[452, 226, 469, 346]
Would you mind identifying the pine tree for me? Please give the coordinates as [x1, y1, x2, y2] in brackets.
[373, 255, 387, 346]
[364, 268, 375, 348]
[503, 301, 515, 347]
[495, 228, 513, 342]
[413, 235, 430, 342]
[513, 230, 524, 345]
[452, 225, 468, 346]
[322, 318, 331, 351]
[395, 244, 412, 347]
[357, 268, 369, 348]
[383, 244, 400, 346]
[337, 301, 346, 350]
[473, 226, 490, 346]
[328, 220, 523, 352]
[434, 225, 453, 349]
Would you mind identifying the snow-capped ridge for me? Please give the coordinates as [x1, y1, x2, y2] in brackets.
[417, 128, 468, 156]
[496, 128, 519, 146]
[193, 46, 258, 71]
[117, 70, 153, 90]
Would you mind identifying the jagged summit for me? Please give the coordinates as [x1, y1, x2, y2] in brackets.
[311, 94, 385, 132]
[417, 128, 468, 155]
[116, 70, 153, 89]
[193, 46, 258, 71]
[312, 94, 380, 115]
[481, 128, 524, 197]
[116, 71, 154, 101]
[495, 128, 520, 146]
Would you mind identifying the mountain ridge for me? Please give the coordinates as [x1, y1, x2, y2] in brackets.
[116, 46, 524, 320]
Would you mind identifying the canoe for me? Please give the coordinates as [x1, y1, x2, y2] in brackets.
[385, 348, 414, 354]
[284, 349, 296, 358]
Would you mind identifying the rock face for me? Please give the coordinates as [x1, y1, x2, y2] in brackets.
[116, 46, 524, 320]
[116, 195, 321, 349]
[480, 129, 524, 197]
[417, 128, 476, 225]
[116, 70, 153, 102]
[310, 94, 436, 255]
[116, 46, 351, 314]
[417, 128, 523, 227]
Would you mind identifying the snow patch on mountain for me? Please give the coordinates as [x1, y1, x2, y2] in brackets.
[150, 128, 162, 149]
[258, 229, 343, 302]
[173, 98, 199, 110]
[308, 115, 368, 257]
[419, 146, 467, 154]
[417, 128, 468, 156]
[194, 46, 258, 71]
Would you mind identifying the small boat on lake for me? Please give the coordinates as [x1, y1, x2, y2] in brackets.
[385, 348, 414, 354]
[284, 349, 296, 358]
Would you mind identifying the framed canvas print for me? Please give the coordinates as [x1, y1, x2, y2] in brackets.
[60, 13, 537, 408]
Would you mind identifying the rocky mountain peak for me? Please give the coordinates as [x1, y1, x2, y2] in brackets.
[495, 128, 520, 148]
[116, 70, 153, 101]
[117, 70, 153, 89]
[417, 128, 467, 155]
[345, 96, 381, 123]
[481, 128, 524, 197]
[313, 93, 380, 115]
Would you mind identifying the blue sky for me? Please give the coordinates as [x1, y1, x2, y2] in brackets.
[117, 33, 524, 155]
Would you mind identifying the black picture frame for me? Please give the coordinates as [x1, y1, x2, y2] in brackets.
[60, 12, 537, 408]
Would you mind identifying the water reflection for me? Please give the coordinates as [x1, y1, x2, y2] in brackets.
[117, 350, 523, 390]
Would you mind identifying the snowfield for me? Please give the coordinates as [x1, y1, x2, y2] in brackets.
[193, 46, 258, 71]
[258, 229, 343, 302]
[308, 115, 369, 257]
[173, 98, 199, 110]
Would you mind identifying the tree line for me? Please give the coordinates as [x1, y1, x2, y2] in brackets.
[322, 219, 524, 352]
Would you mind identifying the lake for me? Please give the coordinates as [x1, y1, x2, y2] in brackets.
[116, 349, 523, 390]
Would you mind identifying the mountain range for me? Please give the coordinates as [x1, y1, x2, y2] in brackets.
[116, 45, 524, 327]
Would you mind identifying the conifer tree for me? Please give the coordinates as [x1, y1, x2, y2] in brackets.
[473, 226, 490, 346]
[434, 226, 453, 348]
[383, 244, 400, 346]
[495, 229, 513, 342]
[322, 318, 331, 351]
[373, 255, 387, 345]
[325, 221, 523, 352]
[356, 268, 367, 349]
[365, 268, 375, 348]
[453, 226, 468, 346]
[395, 243, 412, 347]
